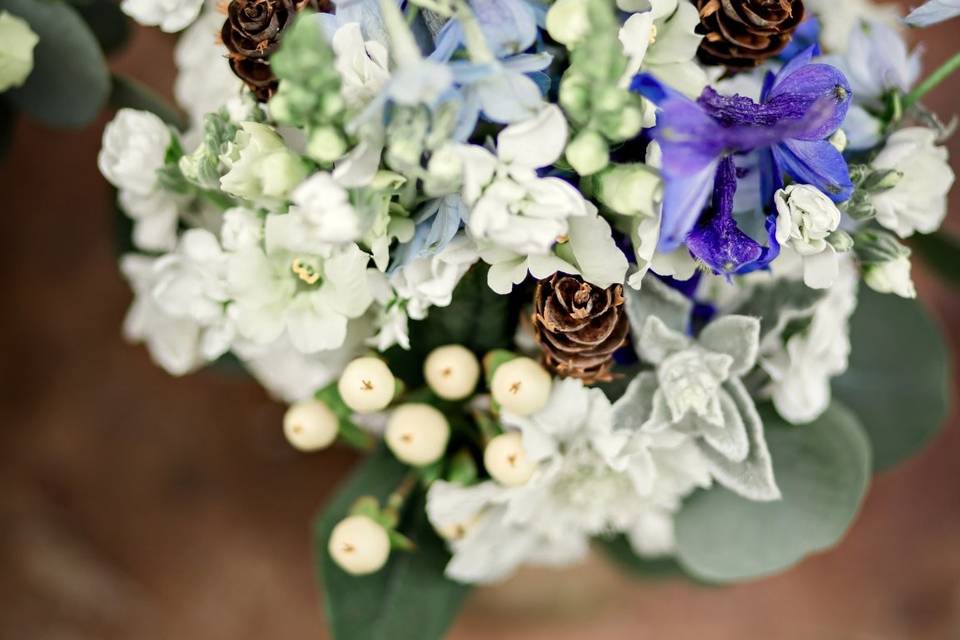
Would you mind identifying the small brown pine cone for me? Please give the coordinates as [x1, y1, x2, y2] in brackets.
[695, 0, 805, 70]
[532, 274, 629, 384]
[221, 0, 333, 102]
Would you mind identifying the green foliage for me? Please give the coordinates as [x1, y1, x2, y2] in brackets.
[674, 402, 871, 583]
[0, 0, 110, 128]
[383, 265, 521, 386]
[67, 0, 130, 55]
[314, 448, 470, 640]
[731, 279, 825, 343]
[834, 288, 952, 471]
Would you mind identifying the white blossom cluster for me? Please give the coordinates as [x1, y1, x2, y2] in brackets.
[104, 0, 955, 583]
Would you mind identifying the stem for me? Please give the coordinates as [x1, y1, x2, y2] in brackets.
[903, 51, 960, 110]
[386, 472, 419, 512]
[455, 0, 495, 64]
[378, 0, 423, 65]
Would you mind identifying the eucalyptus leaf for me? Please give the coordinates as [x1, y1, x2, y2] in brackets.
[110, 75, 187, 130]
[675, 402, 871, 583]
[1, 0, 110, 128]
[315, 449, 470, 640]
[68, 0, 130, 54]
[833, 288, 951, 471]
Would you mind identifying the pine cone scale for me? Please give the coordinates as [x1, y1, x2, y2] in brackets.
[532, 274, 628, 384]
[696, 0, 804, 69]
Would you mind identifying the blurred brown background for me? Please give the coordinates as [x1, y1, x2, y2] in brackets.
[1, 2, 959, 638]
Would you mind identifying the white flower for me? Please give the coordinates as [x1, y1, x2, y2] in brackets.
[151, 229, 234, 359]
[121, 0, 203, 33]
[460, 106, 591, 256]
[863, 254, 917, 299]
[619, 0, 707, 125]
[220, 122, 307, 203]
[761, 260, 859, 424]
[283, 173, 367, 248]
[332, 22, 391, 111]
[774, 185, 843, 289]
[804, 0, 900, 53]
[120, 254, 206, 376]
[426, 379, 710, 584]
[174, 10, 244, 129]
[0, 11, 38, 92]
[226, 237, 373, 354]
[368, 235, 479, 351]
[220, 207, 263, 252]
[99, 109, 184, 252]
[870, 127, 954, 238]
[99, 109, 171, 196]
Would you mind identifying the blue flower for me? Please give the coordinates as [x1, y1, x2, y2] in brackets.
[630, 46, 852, 275]
[906, 0, 960, 27]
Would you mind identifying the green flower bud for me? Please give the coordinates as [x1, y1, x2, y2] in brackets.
[546, 0, 590, 46]
[0, 11, 38, 92]
[595, 163, 662, 216]
[827, 229, 854, 252]
[853, 228, 910, 265]
[559, 72, 591, 124]
[307, 126, 347, 164]
[565, 130, 610, 176]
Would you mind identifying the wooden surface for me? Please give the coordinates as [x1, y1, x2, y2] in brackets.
[0, 4, 958, 638]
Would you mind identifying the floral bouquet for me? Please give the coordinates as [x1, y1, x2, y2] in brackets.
[97, 0, 957, 636]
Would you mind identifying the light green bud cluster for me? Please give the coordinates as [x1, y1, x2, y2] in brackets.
[384, 101, 461, 190]
[853, 228, 910, 266]
[556, 0, 645, 176]
[592, 163, 661, 217]
[268, 11, 348, 165]
[179, 111, 238, 190]
[844, 164, 905, 221]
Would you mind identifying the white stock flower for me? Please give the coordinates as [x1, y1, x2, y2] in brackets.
[120, 254, 205, 376]
[226, 235, 373, 354]
[762, 260, 859, 424]
[99, 109, 183, 252]
[825, 21, 920, 109]
[863, 254, 917, 299]
[0, 11, 38, 92]
[774, 185, 843, 289]
[368, 235, 479, 351]
[427, 379, 710, 584]
[175, 10, 244, 129]
[220, 122, 307, 203]
[460, 105, 590, 256]
[332, 22, 391, 110]
[121, 0, 203, 33]
[804, 0, 900, 53]
[283, 173, 366, 247]
[870, 127, 954, 238]
[619, 0, 707, 125]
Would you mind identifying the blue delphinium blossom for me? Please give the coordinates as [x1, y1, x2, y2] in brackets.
[906, 0, 960, 27]
[779, 16, 821, 61]
[630, 45, 852, 275]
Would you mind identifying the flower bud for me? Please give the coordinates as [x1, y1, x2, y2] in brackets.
[546, 0, 590, 45]
[863, 255, 917, 299]
[283, 399, 339, 451]
[596, 164, 661, 216]
[338, 357, 396, 413]
[484, 432, 536, 486]
[559, 73, 591, 124]
[328, 515, 391, 575]
[307, 126, 347, 164]
[0, 12, 38, 92]
[828, 128, 848, 152]
[385, 404, 451, 467]
[827, 230, 854, 252]
[424, 345, 480, 401]
[566, 130, 610, 176]
[491, 357, 552, 416]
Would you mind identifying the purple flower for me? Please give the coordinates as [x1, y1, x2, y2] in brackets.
[630, 46, 853, 275]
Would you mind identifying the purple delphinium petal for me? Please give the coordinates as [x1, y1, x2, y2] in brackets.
[773, 138, 854, 201]
[766, 65, 852, 140]
[686, 158, 764, 275]
[766, 44, 822, 97]
[758, 148, 784, 210]
[736, 215, 782, 274]
[659, 160, 720, 251]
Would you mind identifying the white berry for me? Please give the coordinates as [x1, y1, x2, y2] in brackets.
[338, 357, 396, 413]
[490, 357, 552, 416]
[424, 345, 480, 401]
[484, 432, 536, 486]
[328, 515, 391, 575]
[385, 404, 450, 467]
[283, 399, 339, 451]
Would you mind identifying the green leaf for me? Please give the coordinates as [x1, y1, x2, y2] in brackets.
[110, 75, 187, 130]
[731, 279, 824, 343]
[68, 0, 130, 55]
[383, 265, 521, 385]
[314, 449, 470, 640]
[1, 0, 110, 128]
[598, 536, 687, 581]
[674, 402, 872, 583]
[911, 231, 960, 287]
[833, 288, 952, 471]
